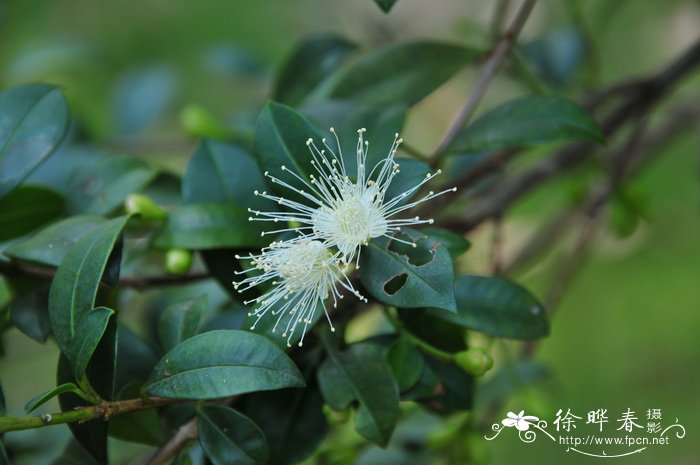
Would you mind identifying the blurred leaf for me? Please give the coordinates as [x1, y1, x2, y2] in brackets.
[145, 330, 305, 399]
[112, 64, 179, 134]
[201, 249, 240, 297]
[66, 155, 157, 215]
[327, 42, 479, 105]
[25, 146, 102, 194]
[183, 139, 267, 211]
[0, 186, 64, 242]
[204, 43, 264, 78]
[24, 382, 81, 413]
[318, 343, 399, 447]
[0, 443, 7, 465]
[475, 360, 550, 407]
[448, 96, 604, 152]
[242, 384, 327, 465]
[154, 202, 266, 249]
[253, 101, 321, 202]
[197, 405, 268, 465]
[67, 306, 116, 381]
[274, 33, 357, 106]
[158, 295, 207, 352]
[5, 215, 106, 267]
[374, 0, 399, 13]
[421, 227, 470, 260]
[428, 275, 548, 340]
[10, 286, 51, 342]
[359, 228, 456, 312]
[0, 84, 70, 197]
[522, 28, 586, 86]
[387, 337, 424, 392]
[114, 325, 159, 394]
[48, 216, 129, 353]
[423, 356, 474, 411]
[50, 438, 101, 465]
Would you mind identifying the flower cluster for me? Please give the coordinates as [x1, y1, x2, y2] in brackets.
[233, 128, 455, 347]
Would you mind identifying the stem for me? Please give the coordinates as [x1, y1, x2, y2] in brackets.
[0, 397, 182, 434]
[384, 308, 455, 362]
[432, 0, 538, 161]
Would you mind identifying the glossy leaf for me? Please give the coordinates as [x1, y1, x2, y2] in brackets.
[158, 295, 207, 352]
[4, 215, 106, 267]
[448, 96, 605, 153]
[274, 33, 357, 105]
[0, 84, 70, 197]
[67, 306, 116, 380]
[66, 155, 157, 215]
[359, 228, 456, 312]
[145, 330, 305, 399]
[48, 216, 129, 353]
[428, 275, 548, 340]
[154, 202, 266, 249]
[24, 382, 81, 413]
[318, 343, 399, 446]
[0, 186, 64, 242]
[327, 42, 479, 105]
[197, 405, 268, 465]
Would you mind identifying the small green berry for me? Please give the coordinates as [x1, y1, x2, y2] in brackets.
[180, 104, 229, 139]
[124, 194, 167, 220]
[455, 348, 493, 377]
[164, 248, 193, 275]
[322, 404, 351, 426]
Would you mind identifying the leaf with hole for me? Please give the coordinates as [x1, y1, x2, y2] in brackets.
[0, 84, 70, 197]
[427, 275, 548, 340]
[145, 330, 305, 399]
[197, 405, 269, 465]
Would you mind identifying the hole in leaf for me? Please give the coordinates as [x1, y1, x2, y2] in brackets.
[383, 273, 408, 295]
[387, 233, 434, 266]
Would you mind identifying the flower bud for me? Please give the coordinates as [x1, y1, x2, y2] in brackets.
[124, 194, 167, 220]
[164, 248, 192, 275]
[455, 348, 493, 377]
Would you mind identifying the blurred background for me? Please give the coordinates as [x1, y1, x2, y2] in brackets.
[0, 0, 698, 463]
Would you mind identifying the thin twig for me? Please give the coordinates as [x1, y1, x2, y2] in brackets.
[145, 418, 198, 465]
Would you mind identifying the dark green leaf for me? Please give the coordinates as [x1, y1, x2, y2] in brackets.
[158, 295, 207, 352]
[114, 325, 159, 393]
[145, 330, 305, 399]
[428, 275, 548, 340]
[201, 249, 241, 298]
[197, 405, 268, 465]
[51, 438, 101, 465]
[24, 382, 81, 413]
[359, 228, 456, 312]
[183, 140, 266, 211]
[448, 96, 605, 153]
[10, 286, 51, 342]
[318, 343, 399, 446]
[0, 186, 64, 242]
[67, 307, 116, 380]
[274, 33, 357, 106]
[108, 382, 164, 446]
[0, 84, 70, 197]
[154, 202, 266, 249]
[253, 101, 321, 201]
[48, 215, 129, 353]
[66, 155, 157, 215]
[384, 158, 430, 203]
[374, 0, 399, 12]
[328, 42, 479, 105]
[4, 215, 106, 267]
[387, 338, 424, 392]
[423, 356, 474, 411]
[421, 227, 470, 260]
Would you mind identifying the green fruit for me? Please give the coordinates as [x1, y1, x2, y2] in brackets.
[124, 194, 167, 220]
[455, 348, 493, 376]
[164, 248, 193, 275]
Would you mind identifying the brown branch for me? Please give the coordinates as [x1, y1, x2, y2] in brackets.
[145, 418, 198, 465]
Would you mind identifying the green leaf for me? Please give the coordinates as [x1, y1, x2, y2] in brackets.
[327, 42, 479, 105]
[66, 155, 157, 215]
[253, 101, 321, 199]
[428, 275, 548, 340]
[51, 439, 101, 465]
[273, 33, 357, 106]
[197, 405, 268, 465]
[108, 382, 164, 446]
[374, 0, 399, 12]
[145, 330, 305, 399]
[4, 215, 107, 267]
[67, 307, 116, 381]
[158, 295, 207, 352]
[359, 228, 456, 312]
[522, 28, 586, 87]
[318, 343, 399, 447]
[384, 158, 430, 203]
[182, 140, 267, 211]
[154, 202, 266, 249]
[0, 186, 64, 242]
[24, 382, 81, 413]
[387, 337, 424, 392]
[421, 227, 471, 260]
[48, 216, 129, 353]
[0, 84, 70, 197]
[114, 326, 159, 394]
[448, 96, 605, 153]
[10, 286, 51, 342]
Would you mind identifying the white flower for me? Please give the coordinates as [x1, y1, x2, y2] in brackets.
[502, 411, 539, 431]
[249, 128, 456, 265]
[233, 236, 364, 347]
